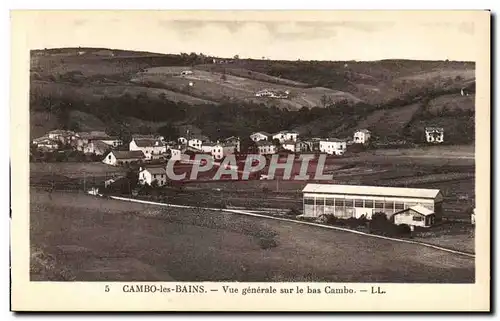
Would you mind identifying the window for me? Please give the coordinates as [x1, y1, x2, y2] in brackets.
[345, 199, 353, 207]
[365, 200, 374, 208]
[375, 201, 384, 209]
[354, 199, 364, 207]
[325, 198, 335, 206]
[304, 198, 315, 205]
[413, 216, 424, 222]
[395, 202, 405, 210]
[385, 201, 394, 210]
[153, 174, 157, 178]
[335, 198, 345, 207]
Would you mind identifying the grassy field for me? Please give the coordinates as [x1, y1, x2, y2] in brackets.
[30, 188, 474, 282]
[132, 67, 360, 110]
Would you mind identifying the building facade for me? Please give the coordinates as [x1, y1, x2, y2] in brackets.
[392, 205, 436, 228]
[319, 139, 347, 155]
[139, 167, 168, 186]
[302, 183, 443, 221]
[103, 151, 145, 166]
[250, 132, 271, 142]
[129, 138, 166, 160]
[425, 127, 444, 143]
[256, 141, 277, 155]
[353, 129, 371, 144]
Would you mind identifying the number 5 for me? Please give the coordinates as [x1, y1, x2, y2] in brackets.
[105, 285, 110, 292]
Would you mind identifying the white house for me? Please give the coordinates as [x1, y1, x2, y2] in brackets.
[139, 167, 168, 186]
[170, 148, 183, 161]
[201, 142, 237, 160]
[425, 127, 444, 143]
[102, 150, 145, 166]
[129, 137, 166, 160]
[392, 205, 436, 228]
[77, 131, 122, 151]
[272, 130, 299, 143]
[353, 129, 371, 144]
[282, 140, 297, 152]
[32, 136, 59, 151]
[256, 141, 277, 155]
[181, 70, 194, 76]
[319, 138, 347, 155]
[250, 132, 271, 142]
[178, 137, 188, 145]
[187, 135, 210, 150]
[471, 208, 476, 225]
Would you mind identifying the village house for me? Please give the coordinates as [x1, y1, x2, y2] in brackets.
[138, 167, 168, 187]
[76, 131, 122, 152]
[282, 140, 297, 153]
[188, 135, 210, 150]
[178, 136, 188, 145]
[471, 208, 476, 225]
[129, 136, 166, 160]
[82, 140, 110, 155]
[32, 136, 59, 151]
[319, 138, 347, 155]
[102, 150, 145, 166]
[272, 130, 299, 143]
[47, 129, 78, 144]
[353, 129, 371, 144]
[224, 136, 241, 153]
[425, 127, 444, 143]
[250, 131, 271, 142]
[392, 205, 436, 229]
[295, 140, 312, 153]
[180, 70, 194, 76]
[256, 140, 277, 155]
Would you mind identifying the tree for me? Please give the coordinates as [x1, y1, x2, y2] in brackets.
[157, 123, 178, 141]
[233, 54, 239, 60]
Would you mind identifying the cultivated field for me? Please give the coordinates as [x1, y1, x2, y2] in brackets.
[132, 67, 360, 110]
[30, 188, 474, 282]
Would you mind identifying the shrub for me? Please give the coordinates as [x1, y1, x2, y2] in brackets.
[287, 208, 301, 216]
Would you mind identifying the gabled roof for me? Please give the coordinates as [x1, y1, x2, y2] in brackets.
[355, 129, 371, 134]
[133, 139, 164, 148]
[395, 205, 435, 216]
[225, 136, 240, 141]
[111, 150, 145, 159]
[302, 183, 442, 200]
[282, 140, 296, 145]
[78, 131, 114, 140]
[91, 140, 110, 153]
[141, 167, 167, 175]
[251, 131, 271, 137]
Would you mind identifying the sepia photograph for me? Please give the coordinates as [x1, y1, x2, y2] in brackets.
[10, 9, 491, 312]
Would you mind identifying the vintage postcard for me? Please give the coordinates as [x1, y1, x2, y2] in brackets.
[10, 10, 490, 312]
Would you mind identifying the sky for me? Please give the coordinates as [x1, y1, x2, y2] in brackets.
[19, 10, 482, 61]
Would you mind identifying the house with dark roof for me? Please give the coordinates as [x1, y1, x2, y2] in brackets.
[129, 137, 166, 160]
[102, 150, 145, 166]
[139, 166, 168, 186]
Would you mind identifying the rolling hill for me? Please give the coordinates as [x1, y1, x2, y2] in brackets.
[29, 47, 476, 144]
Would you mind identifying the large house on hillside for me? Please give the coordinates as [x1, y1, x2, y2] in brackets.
[319, 138, 347, 156]
[425, 127, 444, 143]
[353, 129, 371, 144]
[103, 150, 145, 166]
[129, 136, 166, 160]
[250, 132, 271, 142]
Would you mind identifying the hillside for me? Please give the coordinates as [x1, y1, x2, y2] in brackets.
[29, 47, 475, 144]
